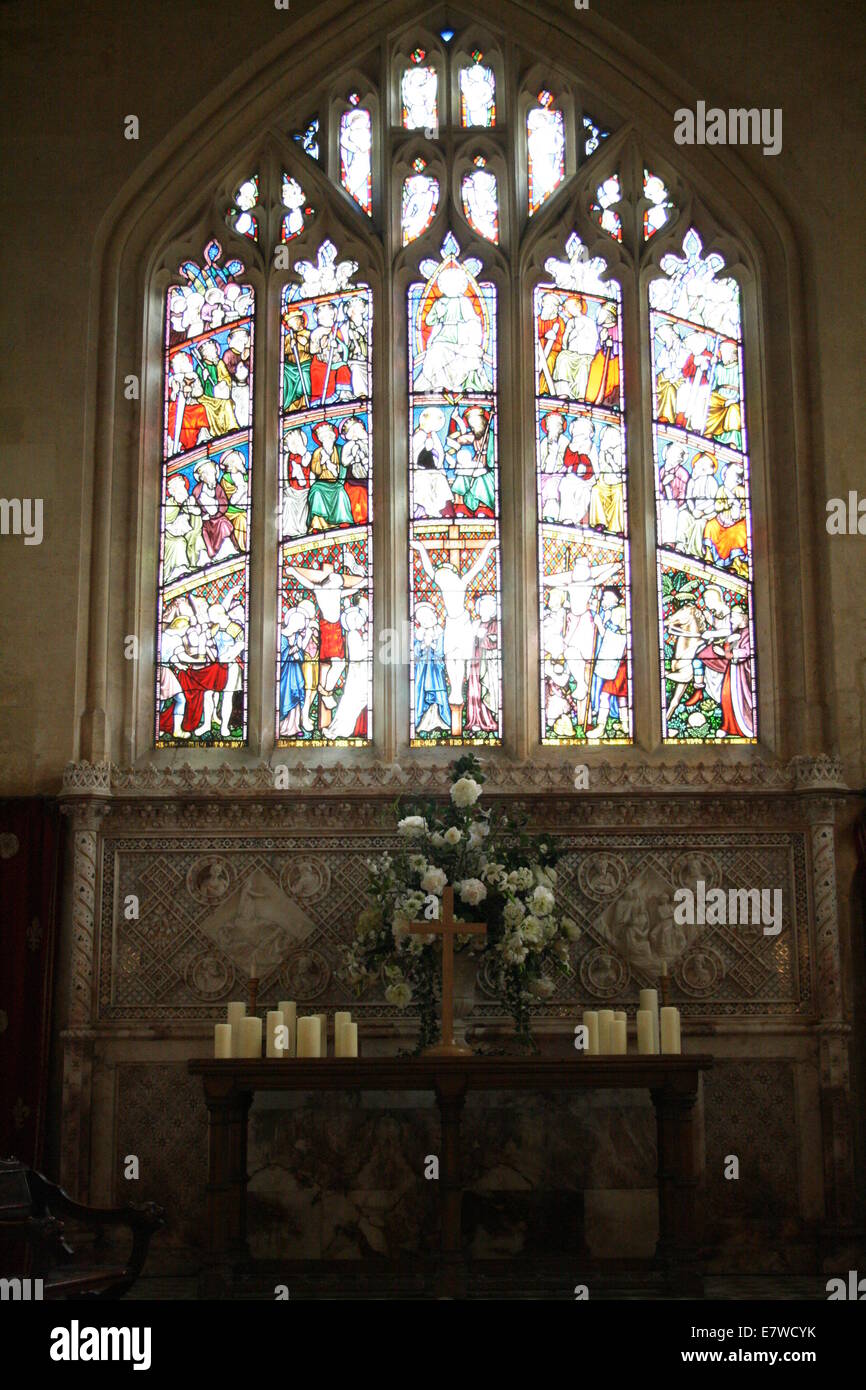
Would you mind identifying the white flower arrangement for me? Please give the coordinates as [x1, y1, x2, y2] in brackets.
[342, 755, 575, 1049]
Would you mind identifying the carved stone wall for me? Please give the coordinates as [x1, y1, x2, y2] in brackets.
[55, 756, 859, 1273]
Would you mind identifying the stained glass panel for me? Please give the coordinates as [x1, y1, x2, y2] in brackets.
[402, 53, 438, 131]
[156, 241, 253, 746]
[293, 118, 320, 161]
[230, 176, 258, 241]
[340, 106, 373, 215]
[592, 174, 622, 242]
[535, 233, 633, 744]
[582, 114, 609, 159]
[461, 162, 499, 243]
[278, 242, 373, 745]
[281, 174, 312, 243]
[649, 228, 757, 742]
[408, 234, 501, 745]
[643, 169, 674, 241]
[460, 55, 496, 127]
[402, 161, 439, 245]
[527, 92, 565, 215]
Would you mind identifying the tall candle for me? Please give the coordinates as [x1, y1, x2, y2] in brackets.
[614, 1010, 627, 1023]
[278, 1001, 297, 1056]
[335, 1011, 352, 1032]
[660, 1006, 680, 1054]
[597, 1008, 614, 1054]
[636, 1009, 655, 1055]
[673, 1008, 682, 1054]
[317, 1013, 328, 1055]
[266, 1011, 286, 1057]
[239, 1015, 263, 1058]
[227, 1001, 246, 1058]
[639, 989, 659, 1053]
[214, 1023, 232, 1059]
[335, 1021, 358, 1058]
[582, 1011, 599, 1055]
[297, 1016, 321, 1058]
[610, 1018, 627, 1054]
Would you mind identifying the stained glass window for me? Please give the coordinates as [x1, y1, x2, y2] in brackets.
[157, 240, 253, 746]
[408, 233, 501, 746]
[278, 242, 373, 745]
[592, 175, 622, 242]
[402, 159, 439, 245]
[535, 233, 633, 744]
[527, 91, 565, 215]
[460, 53, 496, 128]
[281, 174, 312, 243]
[402, 51, 438, 132]
[293, 118, 320, 161]
[649, 228, 756, 742]
[230, 176, 259, 241]
[582, 115, 609, 159]
[461, 159, 499, 243]
[340, 105, 373, 215]
[643, 169, 673, 241]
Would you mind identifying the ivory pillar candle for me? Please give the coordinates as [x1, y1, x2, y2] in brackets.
[238, 1015, 262, 1059]
[297, 1016, 321, 1058]
[639, 989, 660, 1053]
[673, 1009, 682, 1054]
[214, 1023, 232, 1059]
[335, 1011, 352, 1033]
[660, 1006, 681, 1054]
[597, 1008, 614, 1054]
[636, 1009, 655, 1055]
[227, 1001, 246, 1057]
[317, 1013, 328, 1055]
[582, 1011, 599, 1055]
[278, 1001, 297, 1056]
[614, 1010, 627, 1023]
[610, 1018, 627, 1054]
[266, 1011, 286, 1057]
[335, 1021, 358, 1057]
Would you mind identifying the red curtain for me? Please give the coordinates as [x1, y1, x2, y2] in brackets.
[0, 800, 62, 1167]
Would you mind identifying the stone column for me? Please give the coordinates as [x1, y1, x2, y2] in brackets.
[58, 763, 111, 1198]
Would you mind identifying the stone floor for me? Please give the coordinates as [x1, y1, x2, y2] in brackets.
[123, 1273, 831, 1300]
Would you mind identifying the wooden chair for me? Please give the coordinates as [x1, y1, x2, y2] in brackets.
[0, 1157, 165, 1298]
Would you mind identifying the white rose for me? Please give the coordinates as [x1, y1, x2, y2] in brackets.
[397, 815, 427, 838]
[429, 832, 445, 849]
[443, 826, 462, 846]
[450, 776, 482, 808]
[421, 866, 447, 895]
[458, 877, 487, 907]
[530, 885, 555, 917]
[385, 982, 413, 1007]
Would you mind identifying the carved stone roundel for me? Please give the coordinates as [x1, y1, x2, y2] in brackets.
[186, 855, 235, 904]
[580, 946, 630, 999]
[577, 853, 627, 900]
[187, 952, 236, 1001]
[672, 851, 722, 891]
[280, 858, 330, 901]
[282, 947, 331, 1002]
[678, 946, 725, 997]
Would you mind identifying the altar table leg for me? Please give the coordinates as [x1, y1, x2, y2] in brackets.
[200, 1088, 252, 1296]
[434, 1075, 468, 1299]
[651, 1084, 703, 1296]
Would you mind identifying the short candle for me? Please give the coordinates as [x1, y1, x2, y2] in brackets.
[610, 1018, 627, 1054]
[582, 1010, 599, 1055]
[214, 1023, 232, 1059]
[335, 1021, 358, 1058]
[636, 1009, 655, 1055]
[266, 1011, 285, 1057]
[238, 1015, 263, 1059]
[297, 1016, 321, 1058]
[597, 1008, 614, 1054]
[278, 1001, 297, 1056]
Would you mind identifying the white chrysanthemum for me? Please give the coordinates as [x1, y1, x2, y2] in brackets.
[385, 981, 413, 1007]
[530, 884, 555, 917]
[450, 776, 482, 808]
[562, 916, 582, 941]
[458, 877, 487, 907]
[397, 815, 427, 838]
[501, 936, 528, 965]
[421, 866, 447, 895]
[503, 898, 526, 925]
[443, 826, 462, 846]
[508, 867, 535, 892]
[522, 915, 544, 946]
[408, 853, 427, 873]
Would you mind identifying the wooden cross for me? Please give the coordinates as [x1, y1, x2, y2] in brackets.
[408, 884, 487, 1056]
